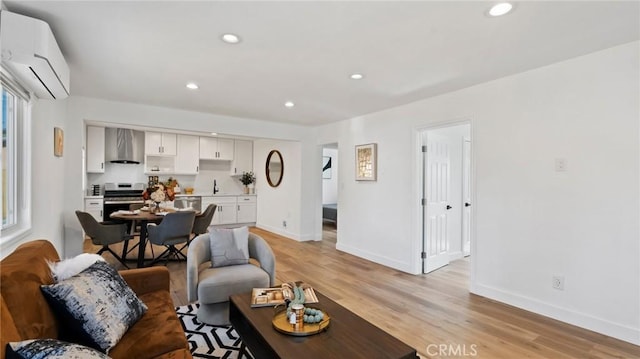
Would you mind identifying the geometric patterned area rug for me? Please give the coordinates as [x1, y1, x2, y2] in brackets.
[176, 304, 253, 359]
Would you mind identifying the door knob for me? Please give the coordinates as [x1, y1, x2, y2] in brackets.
[465, 202, 471, 207]
[446, 205, 452, 210]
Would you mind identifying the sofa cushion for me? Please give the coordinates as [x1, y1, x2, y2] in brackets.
[40, 261, 147, 353]
[0, 240, 60, 340]
[197, 264, 269, 304]
[209, 227, 249, 268]
[108, 290, 190, 359]
[5, 339, 110, 359]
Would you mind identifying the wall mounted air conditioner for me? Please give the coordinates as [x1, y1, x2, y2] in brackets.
[0, 10, 70, 99]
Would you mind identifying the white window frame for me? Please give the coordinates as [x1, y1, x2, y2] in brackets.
[1, 68, 32, 247]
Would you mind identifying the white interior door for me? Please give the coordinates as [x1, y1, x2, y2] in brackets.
[462, 138, 471, 257]
[423, 132, 452, 273]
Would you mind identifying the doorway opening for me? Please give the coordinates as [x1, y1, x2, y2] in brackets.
[322, 143, 338, 244]
[421, 123, 471, 274]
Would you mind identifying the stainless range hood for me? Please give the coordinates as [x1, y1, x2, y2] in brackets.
[105, 128, 144, 164]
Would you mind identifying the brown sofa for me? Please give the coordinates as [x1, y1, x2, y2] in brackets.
[0, 240, 192, 359]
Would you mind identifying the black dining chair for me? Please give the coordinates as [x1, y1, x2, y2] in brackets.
[147, 211, 196, 265]
[75, 210, 132, 269]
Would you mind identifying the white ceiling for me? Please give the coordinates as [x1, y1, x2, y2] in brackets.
[4, 1, 639, 126]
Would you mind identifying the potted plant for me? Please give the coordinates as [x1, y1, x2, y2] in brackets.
[240, 171, 255, 194]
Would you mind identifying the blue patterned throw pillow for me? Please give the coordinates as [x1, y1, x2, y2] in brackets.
[40, 261, 147, 353]
[5, 339, 111, 359]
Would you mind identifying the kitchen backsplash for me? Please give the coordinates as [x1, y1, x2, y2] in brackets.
[87, 160, 245, 195]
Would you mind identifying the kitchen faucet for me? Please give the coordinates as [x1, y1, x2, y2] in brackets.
[213, 179, 219, 194]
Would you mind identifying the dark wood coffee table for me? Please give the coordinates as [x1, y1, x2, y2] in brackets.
[229, 290, 418, 358]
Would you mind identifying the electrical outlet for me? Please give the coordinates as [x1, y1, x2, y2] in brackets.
[555, 158, 567, 172]
[552, 276, 565, 290]
[282, 220, 287, 228]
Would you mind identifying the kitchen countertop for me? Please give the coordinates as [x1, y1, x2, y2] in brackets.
[175, 193, 256, 197]
[84, 193, 256, 199]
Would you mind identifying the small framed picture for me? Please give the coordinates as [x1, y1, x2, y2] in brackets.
[322, 156, 332, 179]
[355, 143, 377, 181]
[54, 127, 64, 157]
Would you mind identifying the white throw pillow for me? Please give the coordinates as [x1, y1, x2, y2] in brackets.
[48, 253, 105, 282]
[209, 226, 249, 268]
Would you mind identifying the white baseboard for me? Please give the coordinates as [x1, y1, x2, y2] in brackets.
[472, 282, 640, 345]
[255, 223, 302, 241]
[336, 242, 415, 274]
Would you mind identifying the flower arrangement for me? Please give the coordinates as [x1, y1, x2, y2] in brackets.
[240, 171, 256, 186]
[143, 183, 175, 203]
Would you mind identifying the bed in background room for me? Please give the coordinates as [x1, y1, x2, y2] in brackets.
[323, 203, 337, 225]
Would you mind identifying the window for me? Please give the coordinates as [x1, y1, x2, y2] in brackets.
[1, 70, 31, 242]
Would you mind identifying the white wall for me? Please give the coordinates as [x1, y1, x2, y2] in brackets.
[253, 139, 303, 240]
[0, 98, 69, 258]
[322, 148, 338, 204]
[314, 41, 640, 344]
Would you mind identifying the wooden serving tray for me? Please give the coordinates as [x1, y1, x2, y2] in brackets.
[272, 310, 330, 336]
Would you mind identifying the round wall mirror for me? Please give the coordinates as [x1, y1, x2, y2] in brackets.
[266, 150, 284, 187]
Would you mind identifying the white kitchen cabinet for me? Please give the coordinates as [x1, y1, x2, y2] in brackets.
[236, 196, 257, 223]
[217, 138, 234, 160]
[145, 132, 177, 156]
[199, 137, 234, 160]
[231, 140, 253, 175]
[84, 198, 104, 222]
[202, 195, 257, 227]
[213, 196, 238, 225]
[86, 126, 105, 173]
[175, 134, 199, 174]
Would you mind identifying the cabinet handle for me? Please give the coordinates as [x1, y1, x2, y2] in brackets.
[101, 163, 104, 169]
[100, 210, 103, 217]
[196, 166, 199, 172]
[238, 205, 240, 211]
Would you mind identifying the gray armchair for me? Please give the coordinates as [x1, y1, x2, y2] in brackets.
[187, 231, 276, 325]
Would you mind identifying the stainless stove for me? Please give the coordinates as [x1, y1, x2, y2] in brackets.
[103, 183, 145, 219]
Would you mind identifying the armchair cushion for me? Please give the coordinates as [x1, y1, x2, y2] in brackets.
[197, 264, 270, 304]
[209, 227, 249, 268]
[6, 339, 110, 359]
[40, 261, 147, 353]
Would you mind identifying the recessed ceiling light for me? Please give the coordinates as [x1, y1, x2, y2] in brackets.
[210, 132, 218, 136]
[186, 82, 199, 90]
[489, 3, 513, 17]
[350, 73, 364, 80]
[284, 101, 295, 108]
[221, 33, 241, 44]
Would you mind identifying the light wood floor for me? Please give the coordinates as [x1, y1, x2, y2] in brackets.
[86, 228, 640, 359]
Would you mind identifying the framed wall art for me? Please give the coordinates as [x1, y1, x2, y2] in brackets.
[54, 127, 64, 157]
[355, 143, 377, 181]
[322, 156, 332, 179]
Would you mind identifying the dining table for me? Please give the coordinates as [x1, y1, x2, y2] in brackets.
[110, 208, 199, 268]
